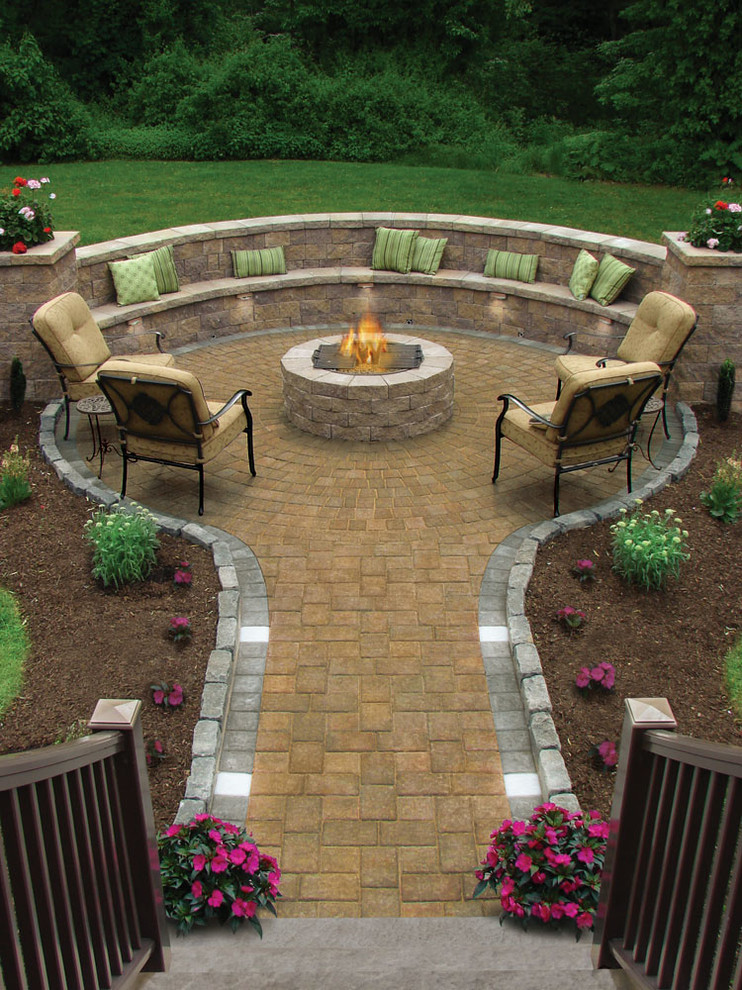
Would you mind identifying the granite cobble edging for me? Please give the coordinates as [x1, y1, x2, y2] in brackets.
[488, 402, 699, 814]
[40, 398, 268, 826]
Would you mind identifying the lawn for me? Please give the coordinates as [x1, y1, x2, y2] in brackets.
[1, 160, 701, 247]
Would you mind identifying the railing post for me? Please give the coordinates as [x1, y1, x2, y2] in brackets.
[592, 697, 677, 970]
[88, 699, 171, 974]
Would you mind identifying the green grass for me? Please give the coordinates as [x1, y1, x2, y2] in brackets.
[0, 589, 29, 717]
[1, 160, 702, 247]
[724, 635, 742, 721]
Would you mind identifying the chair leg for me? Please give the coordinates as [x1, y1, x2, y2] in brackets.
[120, 452, 128, 500]
[626, 448, 633, 494]
[198, 465, 205, 516]
[553, 469, 561, 517]
[246, 415, 256, 476]
[493, 426, 503, 483]
[63, 396, 71, 440]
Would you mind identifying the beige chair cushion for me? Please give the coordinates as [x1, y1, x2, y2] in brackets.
[99, 361, 246, 464]
[555, 291, 696, 384]
[33, 292, 111, 383]
[617, 291, 696, 366]
[500, 361, 662, 467]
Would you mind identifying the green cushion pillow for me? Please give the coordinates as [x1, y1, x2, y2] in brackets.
[137, 244, 180, 294]
[589, 254, 636, 306]
[568, 249, 600, 301]
[108, 254, 160, 306]
[484, 249, 538, 283]
[371, 227, 419, 274]
[411, 236, 448, 275]
[231, 246, 287, 278]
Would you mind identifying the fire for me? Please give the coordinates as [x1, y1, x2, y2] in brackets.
[339, 311, 388, 369]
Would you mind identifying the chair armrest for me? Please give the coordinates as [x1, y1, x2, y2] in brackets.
[109, 329, 168, 352]
[200, 389, 253, 425]
[562, 332, 576, 354]
[497, 393, 557, 429]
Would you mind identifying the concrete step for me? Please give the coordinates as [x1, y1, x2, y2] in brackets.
[135, 918, 631, 990]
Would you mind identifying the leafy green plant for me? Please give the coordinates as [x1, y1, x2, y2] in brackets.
[610, 503, 690, 590]
[0, 438, 32, 509]
[685, 179, 742, 253]
[700, 452, 742, 524]
[83, 504, 159, 588]
[0, 588, 29, 716]
[0, 175, 55, 252]
[724, 635, 742, 722]
[10, 358, 26, 411]
[158, 814, 281, 935]
[473, 803, 608, 934]
[717, 359, 736, 423]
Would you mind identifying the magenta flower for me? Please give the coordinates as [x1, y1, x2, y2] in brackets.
[576, 911, 594, 930]
[557, 605, 586, 632]
[191, 880, 203, 899]
[514, 852, 532, 872]
[207, 889, 224, 908]
[575, 667, 591, 689]
[572, 558, 595, 582]
[192, 854, 206, 872]
[229, 847, 247, 865]
[210, 855, 229, 873]
[231, 898, 257, 918]
[577, 846, 595, 865]
[208, 829, 223, 843]
[596, 740, 619, 769]
[153, 687, 165, 705]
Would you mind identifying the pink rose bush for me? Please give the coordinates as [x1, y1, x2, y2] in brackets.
[474, 803, 608, 934]
[158, 814, 281, 935]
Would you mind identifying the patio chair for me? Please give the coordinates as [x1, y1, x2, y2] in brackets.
[31, 291, 175, 439]
[493, 361, 664, 516]
[554, 290, 697, 442]
[97, 361, 255, 516]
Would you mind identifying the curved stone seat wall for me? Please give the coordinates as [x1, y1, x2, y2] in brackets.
[2, 214, 739, 408]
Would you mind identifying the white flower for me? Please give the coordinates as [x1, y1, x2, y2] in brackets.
[49, 193, 56, 200]
[40, 177, 50, 183]
[26, 179, 41, 190]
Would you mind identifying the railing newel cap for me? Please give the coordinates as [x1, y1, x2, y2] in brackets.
[626, 697, 677, 726]
[89, 697, 142, 730]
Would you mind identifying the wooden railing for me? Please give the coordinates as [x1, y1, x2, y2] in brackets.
[593, 697, 742, 990]
[0, 699, 170, 989]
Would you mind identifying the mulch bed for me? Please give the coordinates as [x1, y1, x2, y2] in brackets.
[0, 404, 220, 831]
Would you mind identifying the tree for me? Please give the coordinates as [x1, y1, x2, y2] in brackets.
[596, 0, 742, 182]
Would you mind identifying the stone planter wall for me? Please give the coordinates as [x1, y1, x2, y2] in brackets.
[0, 215, 739, 410]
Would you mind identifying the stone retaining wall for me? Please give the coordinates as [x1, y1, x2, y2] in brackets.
[1, 214, 739, 408]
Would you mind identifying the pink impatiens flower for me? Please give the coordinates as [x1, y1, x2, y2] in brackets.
[192, 854, 207, 872]
[231, 898, 257, 918]
[207, 889, 224, 908]
[577, 846, 595, 865]
[514, 852, 532, 872]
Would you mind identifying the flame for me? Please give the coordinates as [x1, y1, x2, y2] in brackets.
[339, 312, 387, 369]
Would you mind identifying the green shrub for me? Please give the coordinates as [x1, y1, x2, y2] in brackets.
[10, 358, 26, 412]
[0, 33, 93, 162]
[84, 504, 159, 588]
[0, 438, 32, 509]
[610, 504, 690, 590]
[0, 588, 29, 716]
[717, 360, 736, 423]
[724, 635, 742, 722]
[700, 453, 742, 524]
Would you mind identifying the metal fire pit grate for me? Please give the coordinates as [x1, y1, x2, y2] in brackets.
[312, 342, 423, 373]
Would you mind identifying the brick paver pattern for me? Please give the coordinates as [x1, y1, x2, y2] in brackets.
[104, 327, 632, 917]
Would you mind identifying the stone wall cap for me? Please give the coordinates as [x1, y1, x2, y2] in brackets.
[664, 231, 742, 267]
[0, 230, 79, 266]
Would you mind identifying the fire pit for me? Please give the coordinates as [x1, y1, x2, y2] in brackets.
[281, 322, 454, 441]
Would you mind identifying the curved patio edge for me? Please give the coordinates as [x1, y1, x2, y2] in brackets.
[38, 397, 267, 827]
[481, 401, 699, 819]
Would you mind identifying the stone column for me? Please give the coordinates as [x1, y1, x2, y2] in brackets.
[0, 231, 79, 402]
[662, 232, 742, 409]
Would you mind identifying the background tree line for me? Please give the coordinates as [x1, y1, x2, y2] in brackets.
[0, 0, 739, 186]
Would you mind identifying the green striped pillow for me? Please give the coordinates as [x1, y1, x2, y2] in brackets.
[411, 236, 448, 275]
[371, 227, 419, 274]
[568, 249, 599, 301]
[484, 249, 538, 283]
[232, 247, 287, 277]
[134, 244, 179, 294]
[589, 254, 635, 306]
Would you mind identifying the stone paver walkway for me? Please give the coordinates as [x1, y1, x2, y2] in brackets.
[93, 326, 650, 917]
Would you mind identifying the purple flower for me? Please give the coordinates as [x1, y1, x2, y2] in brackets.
[575, 667, 591, 689]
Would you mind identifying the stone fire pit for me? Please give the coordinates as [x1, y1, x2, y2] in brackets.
[281, 333, 454, 441]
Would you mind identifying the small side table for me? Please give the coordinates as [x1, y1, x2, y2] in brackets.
[77, 395, 120, 478]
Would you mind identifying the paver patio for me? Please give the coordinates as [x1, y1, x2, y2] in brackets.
[92, 326, 653, 918]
